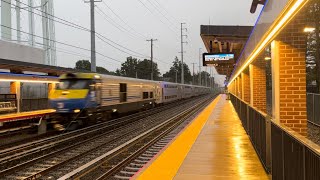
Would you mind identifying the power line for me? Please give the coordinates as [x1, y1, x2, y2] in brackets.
[4, 0, 149, 61]
[9, 0, 91, 32]
[136, 0, 179, 36]
[2, 0, 170, 67]
[151, 0, 180, 23]
[95, 5, 130, 34]
[1, 30, 119, 67]
[146, 0, 179, 29]
[95, 4, 149, 41]
[0, 24, 123, 63]
[96, 34, 147, 59]
[101, 1, 149, 39]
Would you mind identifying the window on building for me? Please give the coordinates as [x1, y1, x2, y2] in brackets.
[150, 92, 153, 98]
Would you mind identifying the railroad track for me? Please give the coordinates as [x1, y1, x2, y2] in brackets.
[58, 94, 217, 180]
[0, 95, 213, 179]
[0, 104, 169, 152]
[0, 98, 182, 161]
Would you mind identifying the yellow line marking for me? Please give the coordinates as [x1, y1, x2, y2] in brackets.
[136, 95, 221, 180]
[0, 109, 55, 120]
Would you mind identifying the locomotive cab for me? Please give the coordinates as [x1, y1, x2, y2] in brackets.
[49, 73, 102, 129]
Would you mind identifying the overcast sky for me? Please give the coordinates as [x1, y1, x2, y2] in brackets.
[50, 0, 261, 86]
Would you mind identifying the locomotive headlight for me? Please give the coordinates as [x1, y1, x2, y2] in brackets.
[74, 109, 80, 113]
[149, 102, 152, 105]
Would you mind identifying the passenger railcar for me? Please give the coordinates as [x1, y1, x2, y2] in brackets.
[49, 73, 211, 129]
[157, 81, 180, 104]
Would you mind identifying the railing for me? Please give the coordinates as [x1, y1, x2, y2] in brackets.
[230, 93, 320, 180]
[271, 122, 320, 180]
[230, 94, 269, 171]
[307, 93, 320, 126]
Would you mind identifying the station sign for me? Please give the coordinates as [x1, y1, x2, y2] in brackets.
[203, 53, 235, 66]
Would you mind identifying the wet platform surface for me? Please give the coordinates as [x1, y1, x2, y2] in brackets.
[135, 94, 269, 179]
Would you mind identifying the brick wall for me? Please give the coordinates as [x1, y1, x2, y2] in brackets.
[242, 69, 250, 103]
[276, 8, 307, 135]
[251, 57, 267, 113]
[238, 76, 242, 99]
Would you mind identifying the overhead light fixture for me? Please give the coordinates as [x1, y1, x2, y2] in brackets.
[304, 27, 315, 32]
[265, 57, 272, 60]
[228, 0, 308, 87]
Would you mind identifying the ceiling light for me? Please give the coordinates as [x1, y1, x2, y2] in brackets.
[304, 27, 315, 32]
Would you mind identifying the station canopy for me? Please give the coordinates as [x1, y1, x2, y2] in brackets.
[200, 25, 252, 78]
[0, 58, 80, 76]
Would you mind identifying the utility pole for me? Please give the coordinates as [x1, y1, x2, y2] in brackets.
[147, 39, 157, 80]
[180, 23, 187, 84]
[85, 0, 101, 72]
[199, 48, 202, 86]
[191, 63, 197, 85]
[90, 0, 96, 72]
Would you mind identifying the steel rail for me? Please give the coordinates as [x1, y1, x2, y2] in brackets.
[58, 95, 215, 179]
[0, 95, 208, 179]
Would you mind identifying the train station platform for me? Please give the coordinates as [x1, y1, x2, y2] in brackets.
[134, 94, 269, 179]
[0, 109, 55, 123]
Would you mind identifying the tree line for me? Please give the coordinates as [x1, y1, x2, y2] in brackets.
[75, 56, 216, 87]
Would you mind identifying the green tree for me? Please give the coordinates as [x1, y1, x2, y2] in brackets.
[75, 60, 91, 71]
[163, 57, 192, 84]
[96, 66, 110, 74]
[118, 56, 138, 78]
[118, 57, 160, 80]
[136, 59, 161, 80]
[74, 60, 115, 75]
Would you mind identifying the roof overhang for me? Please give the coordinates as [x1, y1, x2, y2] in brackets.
[0, 58, 81, 76]
[200, 25, 252, 77]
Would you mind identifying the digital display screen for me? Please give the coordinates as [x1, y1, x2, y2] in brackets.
[203, 53, 235, 66]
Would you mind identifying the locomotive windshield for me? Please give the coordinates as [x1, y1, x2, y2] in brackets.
[57, 79, 91, 90]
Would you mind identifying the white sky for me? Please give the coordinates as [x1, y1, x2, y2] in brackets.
[2, 0, 262, 86]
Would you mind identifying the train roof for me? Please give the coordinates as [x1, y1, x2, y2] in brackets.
[58, 73, 211, 88]
[0, 72, 58, 83]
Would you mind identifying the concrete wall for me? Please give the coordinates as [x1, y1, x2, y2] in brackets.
[0, 40, 45, 64]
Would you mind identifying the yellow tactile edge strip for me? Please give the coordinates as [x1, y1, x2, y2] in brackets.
[0, 109, 56, 121]
[133, 95, 221, 180]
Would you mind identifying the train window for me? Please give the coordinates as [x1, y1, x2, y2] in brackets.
[120, 83, 127, 102]
[57, 79, 90, 90]
[150, 92, 153, 98]
[120, 83, 127, 92]
[143, 92, 148, 99]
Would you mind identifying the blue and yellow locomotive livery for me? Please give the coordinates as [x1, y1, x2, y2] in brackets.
[49, 72, 212, 130]
[49, 73, 102, 128]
